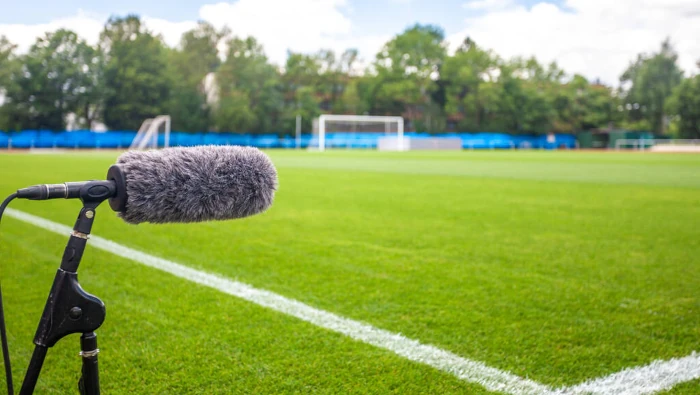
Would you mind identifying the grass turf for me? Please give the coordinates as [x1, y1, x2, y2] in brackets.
[0, 150, 699, 393]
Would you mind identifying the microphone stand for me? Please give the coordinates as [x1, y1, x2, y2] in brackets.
[19, 189, 113, 394]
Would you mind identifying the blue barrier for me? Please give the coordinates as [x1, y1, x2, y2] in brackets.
[0, 130, 578, 150]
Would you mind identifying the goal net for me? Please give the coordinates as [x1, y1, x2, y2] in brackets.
[310, 115, 404, 151]
[130, 115, 171, 150]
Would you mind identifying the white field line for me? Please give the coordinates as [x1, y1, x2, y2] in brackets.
[4, 208, 700, 395]
[4, 208, 549, 395]
[555, 352, 700, 395]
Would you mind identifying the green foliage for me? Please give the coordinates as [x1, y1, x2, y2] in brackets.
[549, 75, 620, 133]
[279, 48, 362, 132]
[372, 24, 446, 126]
[442, 38, 498, 131]
[492, 61, 554, 133]
[667, 74, 700, 138]
[167, 22, 228, 132]
[214, 89, 256, 132]
[375, 24, 446, 80]
[620, 39, 684, 134]
[168, 82, 211, 132]
[0, 16, 699, 135]
[0, 35, 16, 90]
[0, 36, 19, 130]
[173, 21, 225, 86]
[101, 16, 173, 130]
[281, 51, 322, 132]
[214, 36, 282, 133]
[336, 79, 364, 115]
[1, 30, 97, 130]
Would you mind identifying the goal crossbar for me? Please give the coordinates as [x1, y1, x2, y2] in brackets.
[316, 114, 404, 152]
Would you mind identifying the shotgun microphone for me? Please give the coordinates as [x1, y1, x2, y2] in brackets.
[14, 145, 278, 224]
[1, 145, 278, 395]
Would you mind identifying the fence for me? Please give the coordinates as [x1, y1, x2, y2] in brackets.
[0, 130, 578, 150]
[614, 139, 700, 151]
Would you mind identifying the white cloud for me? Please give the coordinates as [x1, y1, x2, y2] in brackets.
[199, 0, 374, 64]
[449, 0, 700, 84]
[141, 17, 198, 48]
[3, 0, 698, 85]
[0, 0, 386, 67]
[463, 0, 515, 11]
[0, 10, 198, 53]
[0, 10, 104, 53]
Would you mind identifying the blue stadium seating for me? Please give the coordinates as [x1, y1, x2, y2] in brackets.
[0, 130, 578, 150]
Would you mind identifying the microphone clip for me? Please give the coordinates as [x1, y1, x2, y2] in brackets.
[107, 165, 127, 213]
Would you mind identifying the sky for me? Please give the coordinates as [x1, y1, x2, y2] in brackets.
[0, 0, 699, 85]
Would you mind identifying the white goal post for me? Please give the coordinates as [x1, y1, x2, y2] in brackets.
[130, 115, 171, 150]
[313, 114, 404, 152]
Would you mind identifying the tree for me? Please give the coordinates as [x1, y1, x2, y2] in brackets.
[2, 30, 97, 130]
[174, 21, 226, 86]
[336, 79, 364, 115]
[73, 45, 105, 130]
[1, 20, 688, 136]
[549, 75, 619, 133]
[0, 36, 19, 130]
[215, 37, 282, 133]
[620, 39, 683, 133]
[442, 37, 498, 130]
[101, 15, 173, 130]
[329, 49, 367, 114]
[372, 24, 447, 130]
[214, 90, 257, 132]
[168, 22, 228, 132]
[0, 36, 16, 91]
[460, 57, 557, 135]
[666, 75, 700, 138]
[315, 49, 359, 114]
[280, 51, 322, 132]
[493, 64, 550, 134]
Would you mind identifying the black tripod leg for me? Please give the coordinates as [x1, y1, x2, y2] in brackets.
[78, 333, 99, 395]
[19, 345, 48, 395]
[0, 284, 14, 395]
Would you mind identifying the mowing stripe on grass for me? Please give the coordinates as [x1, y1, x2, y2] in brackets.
[5, 208, 700, 395]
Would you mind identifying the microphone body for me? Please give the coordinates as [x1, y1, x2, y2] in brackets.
[14, 145, 278, 224]
[17, 182, 116, 202]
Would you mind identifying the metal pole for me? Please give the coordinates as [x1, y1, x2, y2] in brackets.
[19, 346, 48, 394]
[79, 332, 100, 395]
[319, 115, 325, 152]
[165, 116, 171, 149]
[296, 114, 301, 150]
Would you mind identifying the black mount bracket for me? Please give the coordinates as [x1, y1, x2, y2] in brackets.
[20, 184, 113, 395]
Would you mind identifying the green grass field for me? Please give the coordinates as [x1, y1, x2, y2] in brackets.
[0, 150, 699, 394]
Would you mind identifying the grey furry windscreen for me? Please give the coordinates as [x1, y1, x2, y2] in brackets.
[116, 145, 278, 224]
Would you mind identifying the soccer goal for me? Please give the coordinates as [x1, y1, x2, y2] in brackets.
[130, 115, 171, 150]
[310, 114, 404, 151]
